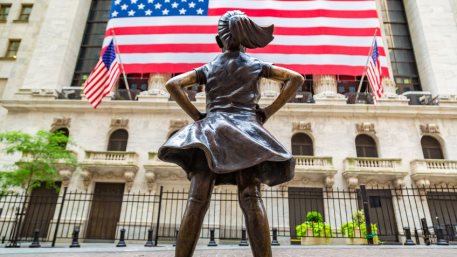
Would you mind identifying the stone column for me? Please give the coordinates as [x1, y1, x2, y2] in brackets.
[378, 77, 409, 105]
[312, 75, 346, 104]
[137, 73, 171, 102]
[259, 78, 281, 104]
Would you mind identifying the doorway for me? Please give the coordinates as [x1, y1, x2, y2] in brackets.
[288, 187, 325, 239]
[85, 183, 125, 241]
[359, 189, 399, 243]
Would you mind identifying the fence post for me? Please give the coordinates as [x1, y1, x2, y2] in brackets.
[116, 228, 127, 247]
[403, 227, 415, 245]
[52, 187, 68, 247]
[29, 229, 41, 248]
[207, 228, 217, 247]
[154, 186, 164, 246]
[239, 228, 249, 246]
[145, 229, 154, 247]
[360, 185, 374, 245]
[271, 228, 280, 246]
[69, 226, 80, 248]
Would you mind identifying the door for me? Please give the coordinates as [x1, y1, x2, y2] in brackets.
[85, 183, 125, 241]
[288, 187, 325, 239]
[19, 185, 60, 240]
[359, 189, 399, 243]
[426, 192, 457, 242]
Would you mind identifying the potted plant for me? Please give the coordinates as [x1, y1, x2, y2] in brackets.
[295, 211, 333, 245]
[341, 210, 379, 244]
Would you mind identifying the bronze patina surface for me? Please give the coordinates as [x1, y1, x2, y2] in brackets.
[158, 11, 304, 257]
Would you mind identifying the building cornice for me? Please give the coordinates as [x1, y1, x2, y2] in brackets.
[1, 99, 457, 119]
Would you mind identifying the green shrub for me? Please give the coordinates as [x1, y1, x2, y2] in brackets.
[306, 211, 323, 223]
[295, 211, 333, 237]
[341, 210, 378, 241]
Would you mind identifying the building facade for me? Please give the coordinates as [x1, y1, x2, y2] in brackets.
[0, 0, 457, 245]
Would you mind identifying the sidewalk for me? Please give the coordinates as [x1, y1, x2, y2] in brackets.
[1, 244, 456, 257]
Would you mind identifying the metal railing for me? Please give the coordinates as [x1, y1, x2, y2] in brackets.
[0, 185, 456, 247]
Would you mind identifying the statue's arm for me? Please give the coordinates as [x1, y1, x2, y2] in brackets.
[262, 66, 304, 121]
[165, 71, 202, 121]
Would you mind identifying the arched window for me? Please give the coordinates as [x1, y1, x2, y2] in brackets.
[355, 134, 378, 158]
[421, 136, 444, 159]
[107, 129, 128, 151]
[53, 127, 69, 148]
[291, 133, 314, 156]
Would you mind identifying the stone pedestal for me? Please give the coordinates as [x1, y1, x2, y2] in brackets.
[259, 78, 281, 104]
[137, 73, 171, 102]
[312, 75, 346, 105]
[377, 78, 409, 106]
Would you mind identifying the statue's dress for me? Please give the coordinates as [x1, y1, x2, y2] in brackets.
[158, 51, 295, 186]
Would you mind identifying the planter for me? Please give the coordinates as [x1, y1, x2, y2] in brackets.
[300, 228, 331, 245]
[345, 228, 379, 245]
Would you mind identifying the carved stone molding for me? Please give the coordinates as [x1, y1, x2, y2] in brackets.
[145, 171, 156, 192]
[420, 124, 440, 134]
[292, 121, 312, 133]
[124, 171, 136, 192]
[59, 170, 73, 187]
[111, 118, 129, 129]
[356, 122, 376, 134]
[52, 117, 71, 129]
[80, 170, 92, 191]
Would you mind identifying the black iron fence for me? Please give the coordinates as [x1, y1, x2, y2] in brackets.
[0, 185, 456, 247]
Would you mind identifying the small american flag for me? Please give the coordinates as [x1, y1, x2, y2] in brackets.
[84, 40, 121, 108]
[366, 39, 384, 102]
[104, 0, 389, 76]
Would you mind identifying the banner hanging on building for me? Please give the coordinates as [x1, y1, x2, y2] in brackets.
[103, 0, 389, 76]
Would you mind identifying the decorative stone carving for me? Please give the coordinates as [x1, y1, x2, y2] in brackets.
[292, 121, 312, 133]
[420, 124, 440, 134]
[346, 177, 359, 189]
[52, 117, 71, 129]
[124, 171, 136, 192]
[111, 118, 129, 129]
[31, 89, 57, 98]
[324, 176, 334, 189]
[80, 170, 92, 191]
[145, 171, 156, 192]
[356, 122, 376, 134]
[59, 170, 73, 187]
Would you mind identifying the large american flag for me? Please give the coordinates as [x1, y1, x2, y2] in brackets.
[104, 0, 389, 76]
[84, 40, 121, 108]
[367, 39, 384, 102]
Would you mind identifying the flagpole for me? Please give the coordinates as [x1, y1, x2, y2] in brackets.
[355, 29, 378, 100]
[111, 28, 133, 100]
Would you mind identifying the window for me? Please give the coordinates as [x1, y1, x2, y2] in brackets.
[72, 0, 112, 87]
[421, 136, 444, 159]
[107, 129, 128, 151]
[53, 128, 70, 149]
[0, 4, 11, 21]
[5, 40, 21, 58]
[380, 0, 421, 93]
[291, 133, 314, 156]
[17, 4, 33, 21]
[355, 134, 378, 158]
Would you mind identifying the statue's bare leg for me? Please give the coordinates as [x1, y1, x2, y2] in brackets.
[176, 169, 215, 257]
[237, 169, 272, 257]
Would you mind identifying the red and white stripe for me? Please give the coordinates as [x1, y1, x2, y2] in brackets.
[367, 54, 383, 103]
[84, 59, 120, 108]
[102, 0, 389, 76]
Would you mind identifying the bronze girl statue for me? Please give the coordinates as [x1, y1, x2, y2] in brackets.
[158, 11, 304, 257]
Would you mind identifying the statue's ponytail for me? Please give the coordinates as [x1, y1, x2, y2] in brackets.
[218, 11, 274, 50]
